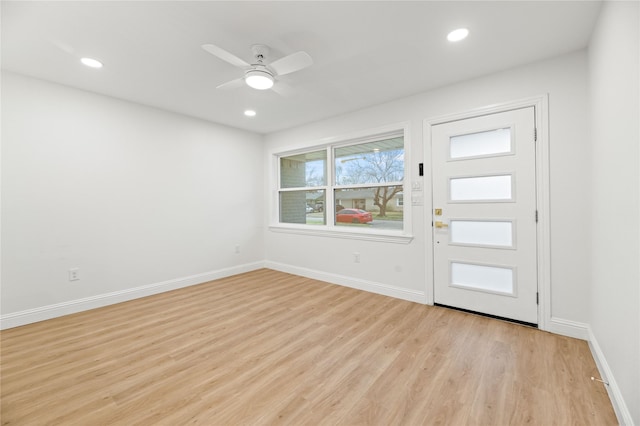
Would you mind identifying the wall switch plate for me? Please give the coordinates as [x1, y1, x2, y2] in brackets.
[353, 252, 360, 263]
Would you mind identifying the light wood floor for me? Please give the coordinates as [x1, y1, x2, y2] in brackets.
[1, 269, 616, 425]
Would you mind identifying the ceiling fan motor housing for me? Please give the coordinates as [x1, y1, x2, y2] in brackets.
[251, 44, 270, 62]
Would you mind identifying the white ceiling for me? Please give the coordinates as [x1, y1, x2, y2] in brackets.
[2, 1, 602, 134]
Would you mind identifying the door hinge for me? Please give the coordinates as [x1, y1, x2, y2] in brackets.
[535, 210, 538, 222]
[536, 292, 539, 305]
[534, 127, 538, 142]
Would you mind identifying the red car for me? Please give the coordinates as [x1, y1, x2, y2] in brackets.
[336, 209, 373, 224]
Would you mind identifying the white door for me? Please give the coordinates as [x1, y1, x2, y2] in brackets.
[431, 107, 538, 324]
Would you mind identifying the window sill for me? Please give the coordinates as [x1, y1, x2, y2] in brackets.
[268, 224, 414, 244]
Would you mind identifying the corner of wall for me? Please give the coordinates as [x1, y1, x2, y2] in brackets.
[587, 326, 635, 425]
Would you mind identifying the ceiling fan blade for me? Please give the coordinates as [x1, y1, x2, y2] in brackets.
[271, 81, 295, 97]
[216, 77, 245, 90]
[202, 44, 250, 68]
[269, 51, 313, 76]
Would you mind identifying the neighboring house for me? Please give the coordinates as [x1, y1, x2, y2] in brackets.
[334, 188, 403, 212]
[305, 188, 403, 213]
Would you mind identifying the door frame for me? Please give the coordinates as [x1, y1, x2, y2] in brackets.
[423, 95, 550, 332]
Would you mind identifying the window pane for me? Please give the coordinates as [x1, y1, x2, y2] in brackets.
[450, 128, 511, 159]
[280, 150, 326, 188]
[335, 137, 404, 185]
[450, 220, 513, 247]
[451, 262, 514, 295]
[450, 175, 512, 201]
[335, 186, 403, 230]
[280, 190, 325, 225]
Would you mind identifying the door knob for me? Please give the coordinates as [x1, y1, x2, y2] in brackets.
[435, 221, 449, 229]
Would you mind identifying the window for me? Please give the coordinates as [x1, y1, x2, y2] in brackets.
[279, 150, 327, 225]
[276, 130, 406, 234]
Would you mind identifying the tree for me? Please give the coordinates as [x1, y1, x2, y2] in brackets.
[372, 185, 402, 217]
[339, 148, 403, 217]
[305, 160, 325, 187]
[305, 167, 324, 187]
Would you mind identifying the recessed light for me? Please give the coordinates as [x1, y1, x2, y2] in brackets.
[447, 28, 469, 42]
[80, 57, 103, 68]
[244, 110, 257, 117]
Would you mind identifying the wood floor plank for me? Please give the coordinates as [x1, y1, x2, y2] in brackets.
[1, 269, 617, 425]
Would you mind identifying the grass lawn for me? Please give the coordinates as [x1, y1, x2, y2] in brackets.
[374, 211, 403, 221]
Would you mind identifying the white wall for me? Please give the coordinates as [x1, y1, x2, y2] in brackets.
[1, 8, 637, 419]
[1, 72, 265, 323]
[264, 51, 591, 325]
[588, 1, 640, 423]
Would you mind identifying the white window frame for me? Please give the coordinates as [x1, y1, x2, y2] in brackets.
[269, 122, 413, 244]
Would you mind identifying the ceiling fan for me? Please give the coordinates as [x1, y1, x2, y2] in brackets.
[202, 43, 313, 91]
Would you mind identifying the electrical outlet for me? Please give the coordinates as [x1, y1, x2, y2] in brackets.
[353, 252, 360, 263]
[235, 245, 240, 254]
[68, 268, 80, 281]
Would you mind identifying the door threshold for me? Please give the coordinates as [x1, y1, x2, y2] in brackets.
[434, 303, 538, 328]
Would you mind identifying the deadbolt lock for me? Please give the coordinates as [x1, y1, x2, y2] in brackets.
[434, 208, 442, 216]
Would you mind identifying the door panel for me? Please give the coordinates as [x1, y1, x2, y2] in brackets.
[449, 174, 513, 201]
[449, 219, 514, 248]
[432, 107, 537, 324]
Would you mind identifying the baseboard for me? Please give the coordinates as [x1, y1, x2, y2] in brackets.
[264, 261, 426, 304]
[587, 326, 634, 426]
[548, 317, 633, 424]
[547, 316, 590, 340]
[0, 261, 265, 330]
[3, 262, 632, 424]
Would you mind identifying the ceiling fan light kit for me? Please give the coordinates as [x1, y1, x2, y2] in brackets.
[245, 69, 274, 90]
